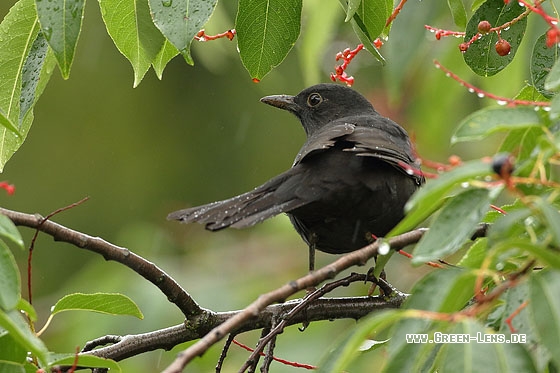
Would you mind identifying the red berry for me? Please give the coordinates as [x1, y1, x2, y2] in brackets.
[495, 39, 511, 56]
[459, 42, 469, 52]
[546, 28, 560, 48]
[478, 20, 492, 34]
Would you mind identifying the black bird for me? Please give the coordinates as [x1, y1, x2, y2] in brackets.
[168, 83, 424, 270]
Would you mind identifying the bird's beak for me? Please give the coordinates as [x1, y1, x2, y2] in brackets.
[260, 94, 298, 113]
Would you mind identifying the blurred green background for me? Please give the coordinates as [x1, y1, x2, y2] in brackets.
[0, 0, 541, 371]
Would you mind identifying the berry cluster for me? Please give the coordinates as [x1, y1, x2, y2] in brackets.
[330, 44, 365, 86]
[457, 20, 511, 56]
[427, 0, 560, 58]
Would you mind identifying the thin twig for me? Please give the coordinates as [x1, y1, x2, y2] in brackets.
[239, 272, 378, 371]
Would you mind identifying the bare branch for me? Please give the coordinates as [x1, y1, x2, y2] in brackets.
[83, 295, 404, 362]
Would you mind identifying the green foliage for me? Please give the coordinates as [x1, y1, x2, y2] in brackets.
[463, 0, 527, 76]
[411, 188, 493, 264]
[1, 0, 560, 371]
[34, 0, 85, 79]
[149, 0, 217, 65]
[452, 106, 543, 143]
[51, 292, 144, 318]
[100, 0, 167, 87]
[236, 0, 302, 81]
[0, 0, 55, 171]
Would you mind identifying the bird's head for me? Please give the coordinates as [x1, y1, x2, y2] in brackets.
[260, 83, 376, 137]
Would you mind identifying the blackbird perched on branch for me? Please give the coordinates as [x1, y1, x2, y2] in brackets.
[168, 83, 424, 270]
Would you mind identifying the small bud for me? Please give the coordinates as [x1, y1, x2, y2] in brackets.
[477, 20, 492, 34]
[459, 42, 469, 52]
[495, 39, 511, 56]
[492, 153, 515, 177]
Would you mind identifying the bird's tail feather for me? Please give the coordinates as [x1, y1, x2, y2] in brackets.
[167, 172, 305, 230]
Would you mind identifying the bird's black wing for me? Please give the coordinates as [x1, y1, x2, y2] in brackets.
[293, 114, 424, 185]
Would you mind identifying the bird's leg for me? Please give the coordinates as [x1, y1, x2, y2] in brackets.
[308, 244, 316, 272]
[305, 236, 318, 294]
[307, 233, 319, 273]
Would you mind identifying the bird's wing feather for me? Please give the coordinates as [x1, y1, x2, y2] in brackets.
[294, 115, 424, 183]
[292, 123, 356, 165]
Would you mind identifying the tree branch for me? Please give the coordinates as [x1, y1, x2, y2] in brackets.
[0, 207, 205, 318]
[163, 229, 425, 372]
[82, 294, 405, 362]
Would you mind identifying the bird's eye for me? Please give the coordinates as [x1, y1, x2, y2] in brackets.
[307, 93, 323, 107]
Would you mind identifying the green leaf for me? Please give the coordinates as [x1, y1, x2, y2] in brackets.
[0, 215, 24, 249]
[0, 310, 48, 367]
[550, 92, 560, 120]
[531, 33, 560, 98]
[0, 109, 21, 136]
[149, 0, 218, 65]
[390, 159, 495, 237]
[457, 237, 487, 268]
[344, 0, 362, 22]
[350, 18, 385, 64]
[452, 106, 543, 143]
[533, 197, 560, 248]
[353, 0, 388, 42]
[19, 31, 49, 125]
[236, 0, 302, 81]
[463, 0, 527, 76]
[48, 353, 121, 372]
[387, 270, 477, 364]
[0, 329, 27, 364]
[493, 239, 560, 270]
[0, 361, 25, 373]
[384, 331, 440, 372]
[318, 310, 405, 372]
[100, 0, 166, 87]
[447, 0, 467, 28]
[0, 241, 20, 311]
[51, 292, 143, 319]
[544, 59, 560, 91]
[487, 207, 532, 244]
[412, 188, 491, 264]
[34, 0, 85, 79]
[152, 39, 179, 80]
[436, 320, 536, 372]
[0, 0, 56, 171]
[408, 269, 477, 313]
[529, 270, 560, 368]
[17, 298, 37, 323]
[499, 126, 543, 162]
